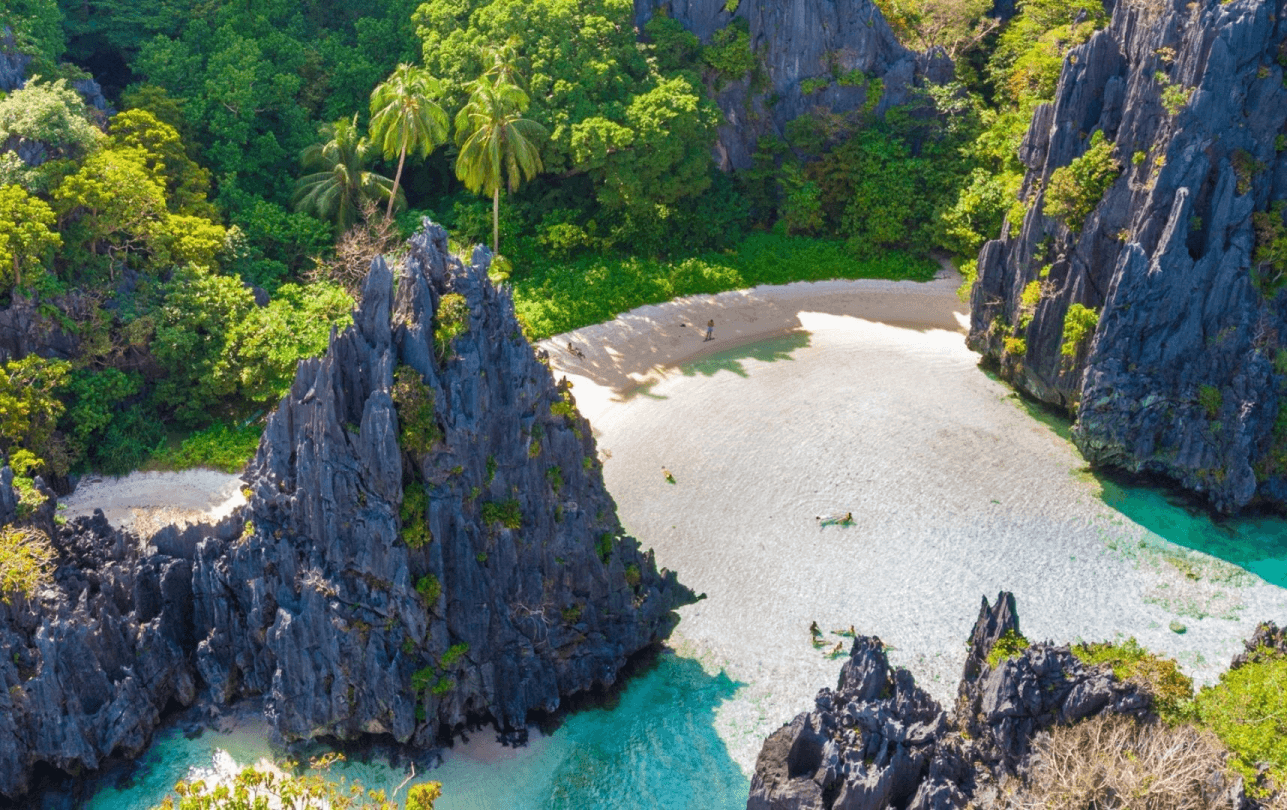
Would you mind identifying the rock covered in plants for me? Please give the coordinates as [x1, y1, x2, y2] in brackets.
[746, 592, 1153, 810]
[196, 220, 695, 745]
[968, 0, 1287, 511]
[1230, 620, 1287, 669]
[633, 0, 952, 170]
[0, 27, 30, 94]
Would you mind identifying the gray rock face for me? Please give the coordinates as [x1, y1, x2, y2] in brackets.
[0, 27, 31, 94]
[747, 592, 1151, 810]
[0, 508, 241, 800]
[195, 221, 695, 745]
[634, 0, 951, 169]
[968, 0, 1287, 511]
[1230, 620, 1287, 669]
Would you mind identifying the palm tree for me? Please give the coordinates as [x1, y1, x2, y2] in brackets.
[369, 64, 450, 221]
[454, 73, 546, 255]
[293, 115, 399, 234]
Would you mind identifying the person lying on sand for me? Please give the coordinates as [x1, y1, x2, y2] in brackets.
[662, 467, 676, 484]
[815, 511, 853, 525]
[565, 342, 585, 359]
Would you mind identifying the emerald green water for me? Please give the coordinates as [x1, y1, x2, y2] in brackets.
[87, 653, 749, 809]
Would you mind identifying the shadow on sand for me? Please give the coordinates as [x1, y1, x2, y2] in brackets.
[681, 331, 812, 379]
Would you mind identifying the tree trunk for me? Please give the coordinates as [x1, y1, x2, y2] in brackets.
[492, 185, 500, 255]
[387, 140, 408, 221]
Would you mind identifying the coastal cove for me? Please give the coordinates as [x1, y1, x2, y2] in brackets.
[85, 278, 1287, 807]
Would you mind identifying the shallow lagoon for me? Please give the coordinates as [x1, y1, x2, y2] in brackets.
[87, 332, 1287, 809]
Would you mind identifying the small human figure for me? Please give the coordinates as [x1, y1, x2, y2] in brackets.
[809, 621, 821, 638]
[816, 511, 854, 526]
[829, 641, 845, 656]
[704, 319, 715, 342]
[662, 466, 676, 484]
[566, 341, 585, 359]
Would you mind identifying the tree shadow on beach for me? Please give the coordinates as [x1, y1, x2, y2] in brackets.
[681, 331, 811, 379]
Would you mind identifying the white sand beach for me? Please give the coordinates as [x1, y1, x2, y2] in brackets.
[541, 271, 1287, 773]
[60, 469, 246, 537]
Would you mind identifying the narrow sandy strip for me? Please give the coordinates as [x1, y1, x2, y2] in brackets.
[60, 469, 246, 537]
[537, 267, 967, 422]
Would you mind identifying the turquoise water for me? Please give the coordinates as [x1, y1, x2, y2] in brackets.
[87, 653, 749, 809]
[1098, 475, 1287, 589]
[1001, 384, 1287, 587]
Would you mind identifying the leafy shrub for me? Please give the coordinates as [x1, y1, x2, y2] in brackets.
[986, 629, 1030, 667]
[1061, 304, 1099, 357]
[401, 483, 431, 549]
[440, 643, 469, 668]
[1044, 131, 1121, 231]
[153, 422, 261, 473]
[391, 366, 441, 457]
[416, 573, 441, 603]
[644, 16, 701, 74]
[480, 499, 522, 529]
[596, 532, 613, 563]
[1194, 653, 1287, 790]
[1198, 384, 1223, 419]
[1003, 335, 1028, 356]
[433, 293, 469, 359]
[0, 527, 54, 604]
[1019, 279, 1043, 328]
[624, 563, 641, 588]
[800, 77, 829, 95]
[0, 354, 70, 477]
[545, 465, 563, 493]
[1232, 150, 1265, 196]
[1156, 72, 1192, 116]
[1252, 201, 1287, 296]
[1072, 638, 1194, 721]
[703, 19, 756, 79]
[150, 753, 419, 810]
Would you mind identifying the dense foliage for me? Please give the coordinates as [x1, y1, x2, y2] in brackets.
[0, 0, 1123, 490]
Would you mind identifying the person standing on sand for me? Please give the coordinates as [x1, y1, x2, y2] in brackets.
[704, 319, 715, 342]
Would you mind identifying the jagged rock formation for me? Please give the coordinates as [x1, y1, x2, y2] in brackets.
[747, 592, 1157, 810]
[0, 27, 30, 93]
[0, 499, 242, 801]
[194, 222, 694, 745]
[0, 221, 693, 802]
[969, 0, 1287, 511]
[1231, 619, 1287, 668]
[633, 0, 952, 170]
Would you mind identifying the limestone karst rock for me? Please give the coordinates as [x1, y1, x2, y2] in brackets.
[0, 221, 694, 802]
[632, 0, 952, 170]
[193, 221, 695, 744]
[746, 592, 1158, 810]
[968, 0, 1287, 511]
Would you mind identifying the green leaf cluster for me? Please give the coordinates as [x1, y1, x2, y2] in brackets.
[391, 366, 442, 457]
[1060, 303, 1099, 358]
[1044, 130, 1121, 232]
[0, 527, 55, 605]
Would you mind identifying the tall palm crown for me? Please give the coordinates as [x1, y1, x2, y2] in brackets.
[369, 64, 449, 220]
[454, 73, 546, 254]
[293, 115, 398, 235]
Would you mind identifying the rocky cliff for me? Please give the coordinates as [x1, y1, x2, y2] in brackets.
[968, 0, 1287, 512]
[633, 0, 952, 169]
[747, 593, 1167, 810]
[0, 221, 694, 802]
[193, 221, 694, 745]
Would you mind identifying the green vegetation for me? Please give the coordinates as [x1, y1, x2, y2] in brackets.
[415, 573, 441, 603]
[432, 292, 470, 359]
[1060, 304, 1099, 358]
[150, 753, 439, 809]
[1002, 335, 1027, 356]
[1044, 130, 1120, 231]
[440, 642, 469, 667]
[152, 423, 262, 473]
[986, 628, 1030, 667]
[1199, 384, 1223, 419]
[1072, 638, 1194, 720]
[0, 527, 55, 604]
[0, 0, 1128, 485]
[596, 532, 613, 563]
[624, 563, 641, 588]
[1252, 201, 1287, 296]
[391, 366, 441, 456]
[480, 498, 522, 529]
[400, 483, 431, 549]
[1195, 653, 1287, 790]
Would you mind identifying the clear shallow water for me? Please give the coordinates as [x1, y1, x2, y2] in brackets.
[86, 653, 749, 809]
